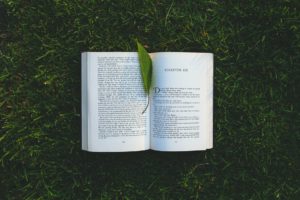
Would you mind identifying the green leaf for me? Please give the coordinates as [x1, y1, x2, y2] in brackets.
[136, 40, 152, 94]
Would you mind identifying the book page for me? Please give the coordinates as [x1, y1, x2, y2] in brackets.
[83, 52, 150, 152]
[150, 52, 213, 151]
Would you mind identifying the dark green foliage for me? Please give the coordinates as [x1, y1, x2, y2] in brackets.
[0, 0, 299, 199]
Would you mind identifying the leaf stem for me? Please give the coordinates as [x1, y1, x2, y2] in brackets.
[142, 95, 150, 114]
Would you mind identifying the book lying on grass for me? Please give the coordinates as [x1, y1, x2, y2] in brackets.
[81, 52, 213, 152]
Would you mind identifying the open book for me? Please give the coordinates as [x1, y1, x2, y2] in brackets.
[81, 52, 213, 152]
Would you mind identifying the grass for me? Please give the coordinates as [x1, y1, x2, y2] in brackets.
[0, 0, 299, 199]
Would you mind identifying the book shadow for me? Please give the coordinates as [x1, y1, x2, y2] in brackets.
[79, 150, 212, 188]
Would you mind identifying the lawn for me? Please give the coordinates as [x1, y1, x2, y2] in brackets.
[0, 0, 299, 199]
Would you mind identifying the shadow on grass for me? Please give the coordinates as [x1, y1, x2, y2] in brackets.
[79, 150, 211, 187]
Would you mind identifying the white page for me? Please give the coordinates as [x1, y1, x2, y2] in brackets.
[149, 52, 213, 151]
[82, 52, 150, 152]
